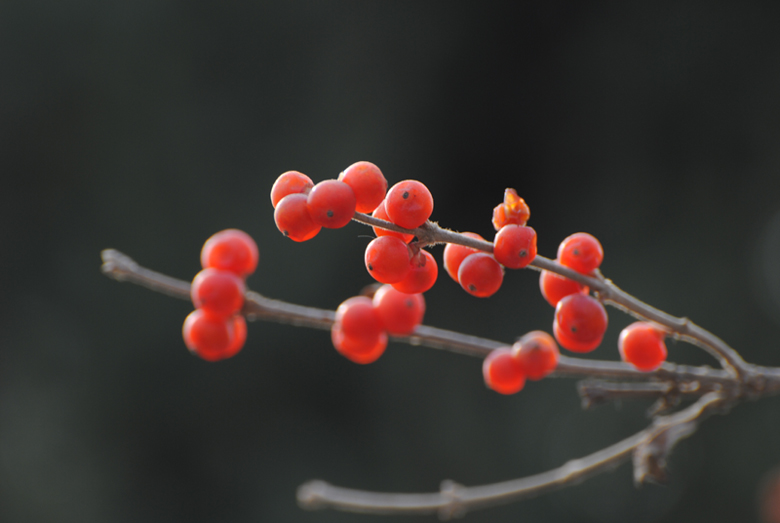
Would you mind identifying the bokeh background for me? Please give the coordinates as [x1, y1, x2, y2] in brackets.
[2, 1, 780, 522]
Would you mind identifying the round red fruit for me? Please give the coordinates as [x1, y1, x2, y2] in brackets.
[553, 294, 608, 353]
[512, 331, 559, 380]
[306, 179, 357, 229]
[458, 253, 504, 298]
[385, 180, 434, 229]
[558, 232, 604, 274]
[618, 322, 667, 371]
[392, 249, 438, 294]
[274, 193, 322, 242]
[372, 285, 425, 335]
[442, 232, 485, 282]
[191, 268, 246, 317]
[483, 347, 526, 395]
[270, 171, 314, 208]
[335, 296, 385, 347]
[539, 268, 588, 307]
[364, 236, 412, 284]
[338, 161, 387, 214]
[493, 225, 537, 269]
[201, 229, 259, 277]
[331, 323, 387, 364]
[183, 309, 244, 362]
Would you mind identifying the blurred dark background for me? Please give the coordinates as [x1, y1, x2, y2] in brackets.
[2, 1, 780, 522]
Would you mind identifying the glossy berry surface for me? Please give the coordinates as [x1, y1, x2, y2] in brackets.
[558, 232, 604, 274]
[270, 170, 314, 208]
[482, 347, 526, 395]
[493, 225, 537, 269]
[554, 293, 608, 353]
[201, 229, 259, 277]
[338, 161, 387, 214]
[371, 199, 414, 243]
[512, 331, 559, 380]
[391, 249, 438, 294]
[458, 253, 504, 298]
[190, 268, 246, 317]
[331, 324, 387, 364]
[182, 309, 245, 362]
[618, 322, 667, 371]
[306, 179, 357, 229]
[335, 296, 385, 348]
[539, 268, 588, 307]
[385, 180, 434, 229]
[364, 236, 412, 284]
[442, 232, 485, 282]
[372, 285, 425, 335]
[274, 193, 322, 242]
[492, 188, 530, 230]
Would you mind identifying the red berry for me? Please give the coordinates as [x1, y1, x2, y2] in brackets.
[442, 232, 485, 282]
[539, 268, 588, 307]
[331, 324, 387, 364]
[338, 161, 387, 214]
[553, 293, 608, 353]
[191, 268, 246, 317]
[372, 285, 425, 335]
[492, 188, 530, 230]
[483, 347, 525, 395]
[371, 199, 414, 243]
[183, 309, 245, 361]
[364, 236, 412, 284]
[306, 179, 357, 229]
[512, 331, 559, 380]
[391, 249, 438, 294]
[201, 229, 259, 277]
[458, 253, 504, 298]
[274, 193, 322, 242]
[558, 232, 604, 274]
[493, 225, 537, 269]
[270, 171, 314, 208]
[618, 322, 667, 371]
[335, 296, 385, 348]
[385, 180, 434, 229]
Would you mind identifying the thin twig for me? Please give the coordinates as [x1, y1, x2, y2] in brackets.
[296, 392, 725, 518]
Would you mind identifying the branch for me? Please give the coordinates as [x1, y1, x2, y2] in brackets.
[100, 249, 780, 401]
[296, 392, 726, 518]
[351, 215, 751, 380]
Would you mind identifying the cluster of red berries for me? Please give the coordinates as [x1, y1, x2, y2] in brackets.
[182, 229, 258, 361]
[272, 161, 390, 241]
[482, 331, 560, 394]
[535, 232, 667, 371]
[270, 163, 667, 376]
[331, 284, 425, 364]
[272, 162, 439, 294]
[443, 189, 537, 298]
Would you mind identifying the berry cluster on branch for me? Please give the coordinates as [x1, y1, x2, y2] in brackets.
[100, 160, 780, 518]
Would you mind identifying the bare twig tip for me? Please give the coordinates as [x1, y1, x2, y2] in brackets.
[296, 480, 329, 510]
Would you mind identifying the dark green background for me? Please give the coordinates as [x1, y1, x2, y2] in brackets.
[2, 1, 780, 522]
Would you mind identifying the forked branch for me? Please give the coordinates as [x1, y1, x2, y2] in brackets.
[101, 214, 780, 517]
